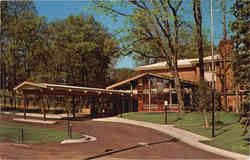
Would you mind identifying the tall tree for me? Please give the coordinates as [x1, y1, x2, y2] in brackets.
[131, 24, 211, 66]
[220, 0, 227, 40]
[47, 14, 120, 87]
[0, 1, 37, 89]
[230, 0, 250, 112]
[193, 0, 211, 128]
[193, 0, 204, 82]
[92, 0, 189, 112]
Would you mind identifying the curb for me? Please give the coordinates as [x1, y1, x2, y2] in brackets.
[93, 117, 249, 160]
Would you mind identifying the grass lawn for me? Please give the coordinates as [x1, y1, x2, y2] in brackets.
[121, 112, 249, 155]
[0, 121, 81, 144]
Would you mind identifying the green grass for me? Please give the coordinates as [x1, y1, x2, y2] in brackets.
[201, 123, 249, 155]
[0, 121, 81, 144]
[121, 111, 249, 155]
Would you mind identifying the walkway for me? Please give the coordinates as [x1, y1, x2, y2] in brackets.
[2, 112, 68, 119]
[93, 117, 248, 160]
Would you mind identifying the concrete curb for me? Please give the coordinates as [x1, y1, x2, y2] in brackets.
[93, 117, 249, 160]
[61, 135, 96, 144]
[13, 118, 57, 124]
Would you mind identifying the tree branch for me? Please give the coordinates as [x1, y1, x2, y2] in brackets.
[93, 0, 132, 17]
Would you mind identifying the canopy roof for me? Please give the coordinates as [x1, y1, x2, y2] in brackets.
[14, 81, 130, 96]
[106, 73, 195, 90]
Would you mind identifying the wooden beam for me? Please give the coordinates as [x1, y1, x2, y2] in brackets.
[23, 94, 27, 119]
[148, 78, 151, 112]
[169, 80, 172, 108]
[42, 95, 46, 121]
[130, 81, 133, 112]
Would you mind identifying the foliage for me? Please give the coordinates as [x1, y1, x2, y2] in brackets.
[193, 81, 221, 127]
[131, 25, 211, 66]
[0, 1, 120, 90]
[230, 0, 250, 87]
[44, 14, 120, 87]
[0, 1, 38, 89]
[91, 0, 189, 111]
[193, 81, 212, 111]
[110, 68, 137, 83]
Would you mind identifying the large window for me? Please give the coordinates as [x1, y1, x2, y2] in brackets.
[142, 77, 173, 109]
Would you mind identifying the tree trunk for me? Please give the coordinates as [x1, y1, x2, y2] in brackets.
[171, 69, 185, 112]
[203, 108, 210, 128]
[235, 84, 239, 113]
[72, 95, 76, 119]
[193, 0, 204, 81]
[222, 0, 227, 40]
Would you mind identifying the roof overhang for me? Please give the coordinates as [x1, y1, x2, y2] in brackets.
[106, 73, 195, 90]
[134, 55, 220, 71]
[14, 81, 131, 96]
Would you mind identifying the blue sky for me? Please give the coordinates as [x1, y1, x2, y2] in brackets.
[34, 0, 235, 69]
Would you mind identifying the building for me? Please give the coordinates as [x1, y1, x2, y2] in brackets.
[107, 41, 248, 112]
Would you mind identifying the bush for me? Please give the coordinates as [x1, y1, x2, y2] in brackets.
[241, 100, 250, 113]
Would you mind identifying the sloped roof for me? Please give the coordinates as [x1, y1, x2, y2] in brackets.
[106, 73, 194, 90]
[135, 55, 220, 71]
[14, 81, 130, 95]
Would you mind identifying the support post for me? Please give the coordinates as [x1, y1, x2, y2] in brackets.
[120, 95, 123, 117]
[148, 78, 151, 112]
[212, 89, 215, 137]
[42, 95, 46, 121]
[23, 94, 27, 120]
[235, 84, 239, 113]
[169, 81, 172, 109]
[240, 95, 242, 112]
[72, 95, 76, 119]
[190, 89, 193, 109]
[164, 101, 168, 125]
[130, 81, 133, 112]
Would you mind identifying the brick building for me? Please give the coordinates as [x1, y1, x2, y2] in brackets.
[107, 41, 247, 112]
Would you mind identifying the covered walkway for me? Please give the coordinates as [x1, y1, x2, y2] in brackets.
[13, 81, 132, 120]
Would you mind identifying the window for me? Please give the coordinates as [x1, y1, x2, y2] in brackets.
[204, 63, 212, 72]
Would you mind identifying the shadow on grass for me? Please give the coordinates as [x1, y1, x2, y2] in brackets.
[215, 129, 231, 137]
[242, 138, 250, 146]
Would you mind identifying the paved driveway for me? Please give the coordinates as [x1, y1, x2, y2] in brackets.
[0, 115, 227, 160]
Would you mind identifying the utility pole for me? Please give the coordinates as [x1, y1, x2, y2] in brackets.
[211, 0, 215, 138]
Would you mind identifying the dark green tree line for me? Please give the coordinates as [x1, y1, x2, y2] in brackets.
[0, 1, 120, 90]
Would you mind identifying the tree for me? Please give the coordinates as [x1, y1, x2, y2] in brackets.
[194, 81, 211, 128]
[1, 3, 120, 90]
[110, 68, 137, 83]
[0, 1, 37, 89]
[193, 0, 211, 128]
[91, 0, 190, 112]
[230, 0, 250, 112]
[47, 14, 120, 87]
[231, 0, 249, 85]
[193, 0, 204, 82]
[220, 0, 227, 40]
[131, 24, 211, 66]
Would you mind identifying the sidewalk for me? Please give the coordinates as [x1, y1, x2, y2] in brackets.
[93, 117, 249, 160]
[1, 111, 69, 119]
